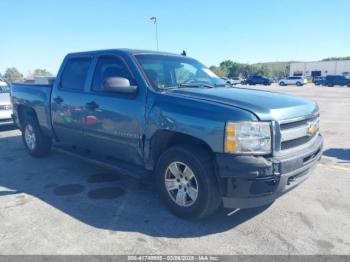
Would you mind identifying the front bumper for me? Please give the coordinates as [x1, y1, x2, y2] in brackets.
[216, 134, 323, 209]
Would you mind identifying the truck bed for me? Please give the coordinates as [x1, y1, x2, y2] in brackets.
[11, 83, 53, 135]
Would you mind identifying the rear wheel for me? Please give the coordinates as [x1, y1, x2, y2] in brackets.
[279, 82, 285, 86]
[296, 82, 302, 86]
[156, 145, 221, 220]
[22, 116, 52, 157]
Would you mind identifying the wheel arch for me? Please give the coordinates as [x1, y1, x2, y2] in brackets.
[17, 105, 39, 130]
[148, 129, 225, 193]
[150, 130, 213, 165]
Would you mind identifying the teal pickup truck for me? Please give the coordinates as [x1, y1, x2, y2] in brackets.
[10, 49, 323, 219]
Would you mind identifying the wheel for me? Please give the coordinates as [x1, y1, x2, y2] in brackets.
[296, 82, 302, 86]
[328, 84, 333, 87]
[279, 82, 285, 86]
[22, 116, 52, 157]
[155, 145, 221, 220]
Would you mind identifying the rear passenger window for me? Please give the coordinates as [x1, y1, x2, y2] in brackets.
[61, 57, 92, 91]
[92, 56, 135, 92]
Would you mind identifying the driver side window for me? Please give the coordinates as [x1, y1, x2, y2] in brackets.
[92, 56, 135, 92]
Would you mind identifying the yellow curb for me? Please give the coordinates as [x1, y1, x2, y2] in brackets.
[319, 162, 350, 172]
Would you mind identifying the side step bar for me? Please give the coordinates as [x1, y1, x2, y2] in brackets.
[53, 145, 151, 179]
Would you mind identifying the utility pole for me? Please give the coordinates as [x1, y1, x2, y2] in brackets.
[150, 16, 159, 51]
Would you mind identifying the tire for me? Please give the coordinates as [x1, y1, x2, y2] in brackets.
[279, 82, 285, 86]
[155, 145, 221, 220]
[22, 116, 52, 157]
[296, 82, 302, 86]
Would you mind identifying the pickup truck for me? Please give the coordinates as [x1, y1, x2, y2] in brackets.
[10, 49, 323, 219]
[322, 75, 350, 87]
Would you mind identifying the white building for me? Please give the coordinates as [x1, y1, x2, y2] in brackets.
[290, 60, 350, 78]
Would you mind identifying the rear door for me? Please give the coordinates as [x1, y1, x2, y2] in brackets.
[255, 76, 262, 84]
[82, 55, 146, 166]
[286, 77, 293, 85]
[51, 56, 93, 147]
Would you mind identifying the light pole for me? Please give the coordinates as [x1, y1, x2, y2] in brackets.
[150, 16, 159, 51]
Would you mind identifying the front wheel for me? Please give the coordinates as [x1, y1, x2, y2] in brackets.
[22, 116, 52, 157]
[156, 145, 221, 220]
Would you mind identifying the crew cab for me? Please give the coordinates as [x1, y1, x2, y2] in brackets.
[10, 49, 323, 219]
[279, 76, 307, 86]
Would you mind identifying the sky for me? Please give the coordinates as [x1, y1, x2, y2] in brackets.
[1, 0, 349, 76]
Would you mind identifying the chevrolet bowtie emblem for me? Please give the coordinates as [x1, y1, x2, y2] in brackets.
[307, 122, 318, 136]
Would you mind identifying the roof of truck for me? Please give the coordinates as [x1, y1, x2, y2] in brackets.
[66, 49, 186, 58]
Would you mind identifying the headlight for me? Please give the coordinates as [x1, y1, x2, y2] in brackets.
[225, 121, 272, 154]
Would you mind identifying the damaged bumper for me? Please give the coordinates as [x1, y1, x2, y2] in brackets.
[216, 134, 323, 209]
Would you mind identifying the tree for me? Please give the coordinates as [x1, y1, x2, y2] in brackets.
[209, 65, 228, 77]
[32, 69, 53, 77]
[4, 67, 23, 83]
[322, 57, 350, 61]
[219, 60, 235, 69]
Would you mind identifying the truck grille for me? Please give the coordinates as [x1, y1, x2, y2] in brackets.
[279, 115, 319, 152]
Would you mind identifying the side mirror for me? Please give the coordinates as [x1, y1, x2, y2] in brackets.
[103, 77, 138, 94]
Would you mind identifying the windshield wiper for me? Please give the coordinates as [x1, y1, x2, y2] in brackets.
[178, 83, 215, 88]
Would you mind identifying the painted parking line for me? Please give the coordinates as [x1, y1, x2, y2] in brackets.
[319, 162, 350, 172]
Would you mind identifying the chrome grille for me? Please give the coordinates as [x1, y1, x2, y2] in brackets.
[278, 115, 320, 152]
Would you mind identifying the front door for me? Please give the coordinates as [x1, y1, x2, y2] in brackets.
[82, 55, 146, 166]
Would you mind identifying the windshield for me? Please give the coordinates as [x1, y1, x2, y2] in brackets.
[135, 54, 226, 89]
[0, 83, 10, 93]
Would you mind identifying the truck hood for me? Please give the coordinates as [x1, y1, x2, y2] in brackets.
[167, 87, 318, 121]
[0, 93, 11, 105]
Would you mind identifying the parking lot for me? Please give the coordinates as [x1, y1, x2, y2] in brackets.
[0, 84, 349, 255]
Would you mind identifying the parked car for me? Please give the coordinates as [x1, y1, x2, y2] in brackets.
[244, 75, 271, 85]
[322, 75, 350, 87]
[230, 77, 243, 85]
[313, 76, 324, 86]
[0, 80, 13, 126]
[278, 76, 307, 86]
[220, 77, 242, 86]
[220, 77, 233, 85]
[11, 49, 323, 219]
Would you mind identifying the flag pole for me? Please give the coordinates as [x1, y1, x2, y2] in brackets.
[150, 16, 159, 51]
[155, 19, 159, 51]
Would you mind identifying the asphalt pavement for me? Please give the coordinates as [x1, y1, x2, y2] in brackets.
[0, 85, 349, 254]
